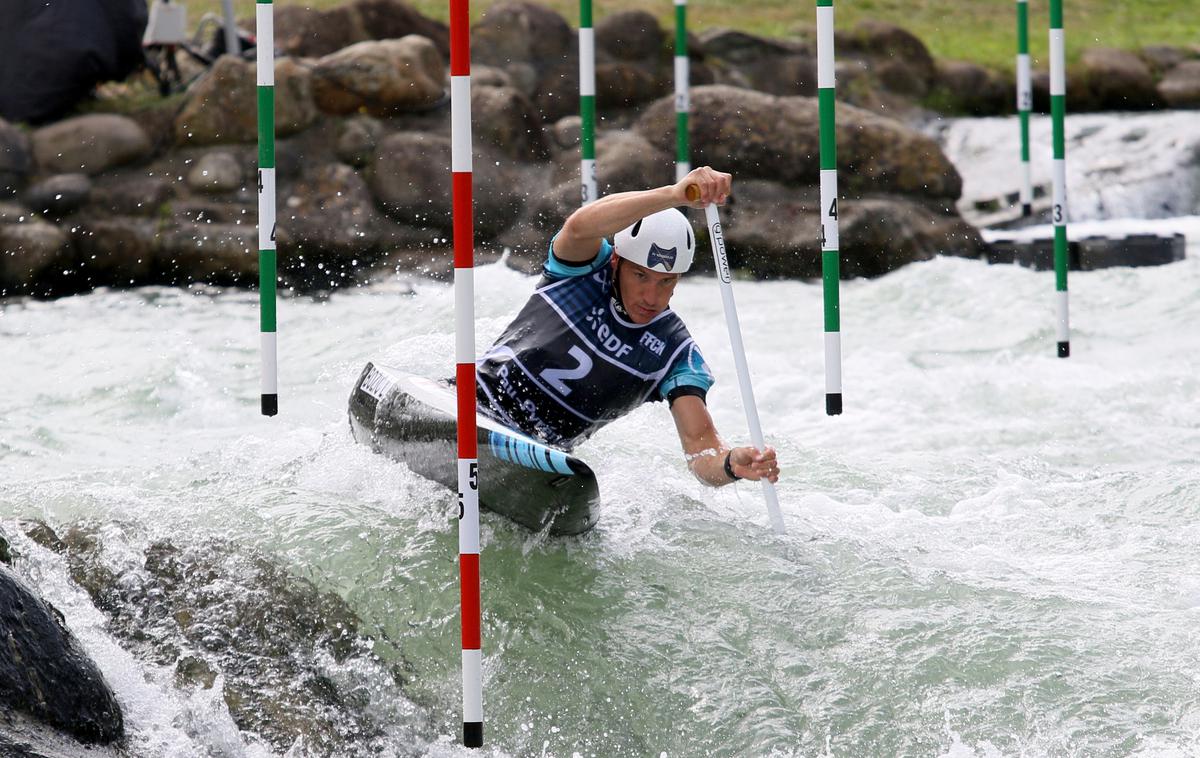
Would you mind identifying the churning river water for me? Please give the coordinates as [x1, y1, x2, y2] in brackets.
[2, 113, 1200, 757]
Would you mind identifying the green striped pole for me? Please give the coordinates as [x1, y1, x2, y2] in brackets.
[1050, 0, 1070, 357]
[256, 0, 278, 415]
[674, 0, 689, 181]
[1016, 0, 1033, 216]
[579, 0, 597, 205]
[816, 0, 841, 415]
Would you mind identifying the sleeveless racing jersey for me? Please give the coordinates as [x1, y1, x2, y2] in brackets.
[476, 239, 714, 450]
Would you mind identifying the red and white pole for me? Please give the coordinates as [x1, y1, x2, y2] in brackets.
[450, 0, 482, 747]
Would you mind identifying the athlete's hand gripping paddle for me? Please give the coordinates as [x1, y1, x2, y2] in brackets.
[687, 184, 786, 535]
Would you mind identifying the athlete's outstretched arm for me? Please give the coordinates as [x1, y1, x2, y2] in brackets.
[669, 395, 779, 487]
[552, 166, 732, 263]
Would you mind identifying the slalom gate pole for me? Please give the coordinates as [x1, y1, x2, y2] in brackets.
[450, 0, 483, 747]
[1049, 0, 1070, 358]
[816, 0, 842, 416]
[674, 0, 690, 181]
[256, 0, 277, 416]
[1016, 0, 1033, 216]
[688, 186, 786, 536]
[579, 0, 597, 205]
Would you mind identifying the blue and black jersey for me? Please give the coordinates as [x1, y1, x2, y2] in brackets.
[476, 238, 714, 451]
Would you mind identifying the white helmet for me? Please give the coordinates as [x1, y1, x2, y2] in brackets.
[613, 208, 695, 274]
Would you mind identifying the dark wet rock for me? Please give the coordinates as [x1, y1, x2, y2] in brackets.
[0, 119, 32, 197]
[596, 61, 669, 110]
[311, 36, 446, 117]
[1140, 45, 1193, 76]
[595, 10, 665, 62]
[1075, 48, 1160, 111]
[154, 221, 257, 286]
[471, 1, 576, 122]
[713, 180, 983, 279]
[931, 60, 1012, 115]
[89, 176, 177, 217]
[70, 216, 160, 288]
[31, 115, 150, 176]
[471, 86, 551, 161]
[550, 130, 673, 195]
[274, 0, 449, 59]
[472, 65, 515, 89]
[0, 220, 72, 297]
[185, 152, 244, 194]
[551, 115, 582, 150]
[1158, 60, 1200, 108]
[0, 530, 11, 565]
[0, 565, 124, 744]
[32, 522, 425, 755]
[336, 116, 385, 168]
[699, 29, 816, 96]
[174, 56, 316, 146]
[636, 85, 962, 200]
[23, 174, 92, 217]
[837, 21, 936, 98]
[368, 131, 526, 238]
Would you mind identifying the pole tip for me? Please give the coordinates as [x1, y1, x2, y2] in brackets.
[464, 722, 483, 748]
[261, 394, 278, 416]
[1057, 342, 1070, 359]
[825, 393, 842, 416]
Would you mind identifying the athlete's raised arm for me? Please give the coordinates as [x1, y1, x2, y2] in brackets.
[552, 166, 731, 263]
[669, 395, 779, 487]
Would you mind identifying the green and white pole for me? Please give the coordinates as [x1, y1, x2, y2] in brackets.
[256, 0, 278, 415]
[1050, 0, 1070, 358]
[674, 0, 689, 181]
[816, 0, 841, 415]
[579, 0, 597, 205]
[1016, 0, 1033, 216]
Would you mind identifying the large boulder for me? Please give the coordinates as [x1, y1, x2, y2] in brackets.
[931, 60, 1012, 116]
[367, 131, 526, 239]
[155, 221, 257, 286]
[471, 2, 576, 121]
[0, 566, 123, 744]
[175, 56, 317, 145]
[1075, 48, 1160, 110]
[0, 119, 31, 197]
[698, 29, 816, 96]
[310, 36, 446, 116]
[1158, 60, 1200, 108]
[595, 10, 665, 62]
[636, 85, 962, 200]
[837, 21, 936, 97]
[23, 174, 92, 217]
[31, 115, 151, 175]
[273, 0, 449, 59]
[70, 217, 159, 289]
[470, 85, 551, 160]
[0, 219, 71, 296]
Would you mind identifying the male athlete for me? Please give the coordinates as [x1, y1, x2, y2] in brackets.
[476, 167, 779, 487]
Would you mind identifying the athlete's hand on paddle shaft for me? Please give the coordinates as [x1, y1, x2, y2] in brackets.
[729, 446, 780, 484]
[679, 166, 732, 209]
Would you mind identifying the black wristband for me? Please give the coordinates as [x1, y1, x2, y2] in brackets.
[723, 451, 742, 481]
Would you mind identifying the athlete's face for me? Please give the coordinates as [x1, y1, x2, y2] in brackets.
[613, 258, 680, 324]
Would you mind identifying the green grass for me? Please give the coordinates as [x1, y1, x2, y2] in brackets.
[188, 0, 1194, 71]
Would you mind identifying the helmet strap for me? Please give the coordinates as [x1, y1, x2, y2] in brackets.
[611, 258, 631, 318]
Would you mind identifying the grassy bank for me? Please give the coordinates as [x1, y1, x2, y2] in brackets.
[190, 0, 1190, 71]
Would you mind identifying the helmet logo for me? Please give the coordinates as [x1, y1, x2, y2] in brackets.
[645, 243, 677, 271]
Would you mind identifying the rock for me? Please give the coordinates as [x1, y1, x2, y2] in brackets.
[595, 10, 665, 62]
[274, 0, 449, 59]
[175, 56, 317, 146]
[551, 115, 582, 150]
[837, 21, 936, 97]
[931, 60, 1012, 115]
[186, 152, 244, 193]
[1140, 45, 1192, 76]
[550, 130, 673, 195]
[1076, 48, 1160, 110]
[716, 180, 983, 278]
[1158, 60, 1200, 108]
[635, 85, 962, 200]
[0, 566, 124, 744]
[23, 174, 92, 217]
[155, 221, 258, 286]
[335, 116, 385, 168]
[698, 29, 816, 96]
[471, 85, 551, 160]
[0, 119, 32, 197]
[471, 1, 576, 121]
[31, 115, 151, 175]
[71, 217, 160, 288]
[310, 36, 446, 117]
[0, 201, 27, 224]
[367, 131, 525, 239]
[89, 176, 177, 217]
[472, 65, 515, 89]
[0, 220, 71, 296]
[596, 61, 669, 109]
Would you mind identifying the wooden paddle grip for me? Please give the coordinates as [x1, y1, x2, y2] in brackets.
[685, 184, 701, 203]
